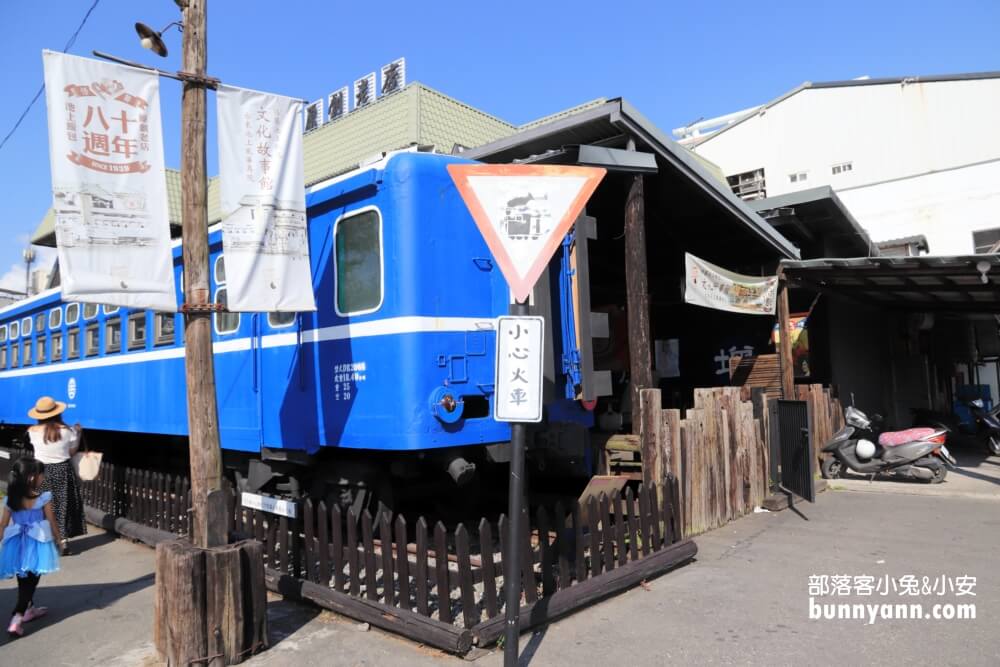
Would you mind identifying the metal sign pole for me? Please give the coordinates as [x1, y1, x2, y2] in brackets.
[503, 299, 529, 666]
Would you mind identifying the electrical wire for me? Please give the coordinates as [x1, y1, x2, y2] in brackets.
[0, 0, 102, 153]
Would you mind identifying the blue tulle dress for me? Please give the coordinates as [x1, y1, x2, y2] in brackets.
[0, 491, 60, 579]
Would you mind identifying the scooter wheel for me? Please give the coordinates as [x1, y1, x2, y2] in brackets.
[929, 465, 947, 484]
[821, 456, 845, 480]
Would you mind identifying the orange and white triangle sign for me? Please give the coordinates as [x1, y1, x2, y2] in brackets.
[447, 164, 606, 302]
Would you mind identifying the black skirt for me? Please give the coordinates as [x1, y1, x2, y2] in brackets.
[40, 459, 87, 540]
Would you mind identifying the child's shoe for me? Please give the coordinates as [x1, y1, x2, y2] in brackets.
[7, 614, 23, 637]
[22, 606, 48, 622]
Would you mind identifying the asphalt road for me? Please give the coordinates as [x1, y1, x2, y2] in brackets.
[1, 482, 996, 666]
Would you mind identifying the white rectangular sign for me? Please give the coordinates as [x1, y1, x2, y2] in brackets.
[495, 315, 545, 423]
[240, 491, 298, 519]
[42, 51, 177, 311]
[217, 85, 317, 312]
[684, 252, 778, 316]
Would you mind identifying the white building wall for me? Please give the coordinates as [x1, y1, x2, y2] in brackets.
[692, 78, 1000, 253]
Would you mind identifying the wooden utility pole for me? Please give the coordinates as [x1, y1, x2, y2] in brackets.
[180, 0, 226, 549]
[777, 272, 795, 400]
[624, 138, 653, 431]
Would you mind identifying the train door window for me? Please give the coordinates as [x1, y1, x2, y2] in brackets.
[154, 312, 176, 346]
[12, 343, 19, 367]
[23, 339, 32, 366]
[66, 303, 80, 325]
[49, 307, 62, 329]
[9, 321, 18, 339]
[34, 313, 44, 333]
[84, 303, 98, 320]
[52, 332, 63, 362]
[0, 344, 6, 369]
[0, 324, 6, 343]
[85, 324, 99, 357]
[67, 328, 80, 359]
[105, 318, 121, 353]
[22, 317, 31, 337]
[103, 304, 120, 316]
[37, 335, 46, 364]
[214, 256, 226, 284]
[128, 312, 147, 350]
[213, 288, 240, 335]
[268, 312, 296, 328]
[334, 208, 383, 316]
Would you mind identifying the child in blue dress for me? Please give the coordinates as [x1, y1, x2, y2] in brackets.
[0, 457, 61, 637]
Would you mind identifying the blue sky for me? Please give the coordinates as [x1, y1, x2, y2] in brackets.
[1, 0, 998, 292]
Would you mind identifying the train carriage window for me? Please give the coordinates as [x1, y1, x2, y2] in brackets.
[154, 312, 176, 346]
[52, 332, 63, 362]
[103, 304, 119, 316]
[128, 312, 147, 350]
[23, 339, 31, 366]
[334, 208, 383, 316]
[0, 345, 6, 369]
[67, 328, 80, 359]
[66, 303, 80, 325]
[37, 335, 46, 364]
[34, 313, 45, 333]
[83, 303, 98, 320]
[214, 256, 226, 284]
[21, 317, 31, 337]
[12, 343, 19, 367]
[49, 308, 62, 329]
[268, 312, 296, 328]
[85, 324, 99, 357]
[0, 324, 6, 343]
[9, 321, 17, 339]
[213, 288, 240, 335]
[105, 318, 121, 353]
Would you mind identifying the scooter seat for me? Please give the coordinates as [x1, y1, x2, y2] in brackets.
[878, 428, 936, 447]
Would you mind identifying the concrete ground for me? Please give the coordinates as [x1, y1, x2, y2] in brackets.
[2, 455, 997, 666]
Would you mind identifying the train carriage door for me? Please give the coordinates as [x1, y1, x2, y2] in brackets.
[212, 255, 263, 452]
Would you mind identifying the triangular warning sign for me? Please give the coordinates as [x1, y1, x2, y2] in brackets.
[447, 164, 606, 302]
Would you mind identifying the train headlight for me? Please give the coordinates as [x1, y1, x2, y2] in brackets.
[430, 386, 464, 424]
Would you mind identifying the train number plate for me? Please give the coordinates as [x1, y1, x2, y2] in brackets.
[241, 492, 298, 519]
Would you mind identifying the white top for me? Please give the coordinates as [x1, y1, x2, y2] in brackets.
[28, 426, 80, 465]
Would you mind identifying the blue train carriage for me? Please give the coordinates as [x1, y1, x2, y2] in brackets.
[0, 151, 607, 510]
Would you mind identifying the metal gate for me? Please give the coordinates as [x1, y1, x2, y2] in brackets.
[769, 400, 815, 502]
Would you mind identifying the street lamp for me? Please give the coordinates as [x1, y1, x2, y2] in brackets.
[22, 247, 35, 297]
[134, 21, 182, 58]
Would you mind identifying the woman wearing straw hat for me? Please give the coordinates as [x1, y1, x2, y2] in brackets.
[26, 396, 86, 555]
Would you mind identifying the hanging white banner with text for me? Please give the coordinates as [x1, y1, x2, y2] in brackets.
[217, 85, 316, 312]
[684, 252, 778, 315]
[42, 51, 177, 311]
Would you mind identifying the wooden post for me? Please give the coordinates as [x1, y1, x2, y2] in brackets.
[624, 138, 653, 431]
[777, 273, 794, 401]
[639, 388, 663, 489]
[180, 0, 226, 550]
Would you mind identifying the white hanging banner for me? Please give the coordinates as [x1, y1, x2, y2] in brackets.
[684, 253, 778, 315]
[42, 51, 177, 311]
[217, 85, 316, 312]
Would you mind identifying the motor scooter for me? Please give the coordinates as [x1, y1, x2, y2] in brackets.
[913, 399, 1000, 456]
[966, 399, 1000, 456]
[821, 406, 955, 483]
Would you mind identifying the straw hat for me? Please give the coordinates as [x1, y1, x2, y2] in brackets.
[28, 396, 67, 420]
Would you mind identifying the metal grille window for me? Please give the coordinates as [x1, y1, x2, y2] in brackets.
[335, 208, 383, 316]
[68, 328, 80, 359]
[154, 312, 176, 346]
[105, 318, 121, 353]
[37, 335, 46, 364]
[52, 332, 63, 362]
[128, 313, 147, 350]
[85, 324, 99, 357]
[972, 227, 1000, 254]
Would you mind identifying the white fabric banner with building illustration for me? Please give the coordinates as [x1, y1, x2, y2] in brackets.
[684, 252, 778, 315]
[216, 85, 316, 312]
[42, 51, 177, 311]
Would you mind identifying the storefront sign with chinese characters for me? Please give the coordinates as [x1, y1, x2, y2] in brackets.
[685, 252, 778, 316]
[495, 316, 545, 423]
[216, 85, 316, 312]
[42, 51, 176, 311]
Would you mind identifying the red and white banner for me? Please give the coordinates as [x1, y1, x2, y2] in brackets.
[216, 85, 316, 312]
[42, 51, 177, 311]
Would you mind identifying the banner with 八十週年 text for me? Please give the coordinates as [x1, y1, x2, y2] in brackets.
[684, 252, 778, 316]
[41, 50, 177, 311]
[216, 85, 316, 313]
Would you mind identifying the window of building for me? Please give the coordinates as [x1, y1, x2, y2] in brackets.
[335, 208, 383, 316]
[788, 171, 808, 183]
[105, 318, 121, 353]
[51, 332, 63, 362]
[726, 168, 767, 201]
[10, 321, 19, 339]
[36, 335, 46, 364]
[154, 312, 176, 346]
[12, 342, 19, 367]
[128, 312, 147, 350]
[832, 161, 853, 175]
[213, 288, 240, 334]
[972, 228, 1000, 254]
[85, 324, 99, 357]
[67, 328, 80, 359]
[34, 313, 45, 333]
[84, 303, 98, 320]
[49, 307, 62, 329]
[21, 317, 32, 337]
[103, 304, 120, 315]
[0, 324, 6, 343]
[268, 312, 296, 328]
[23, 339, 32, 366]
[66, 303, 80, 325]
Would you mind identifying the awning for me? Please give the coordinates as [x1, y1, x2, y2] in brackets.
[780, 254, 1000, 313]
